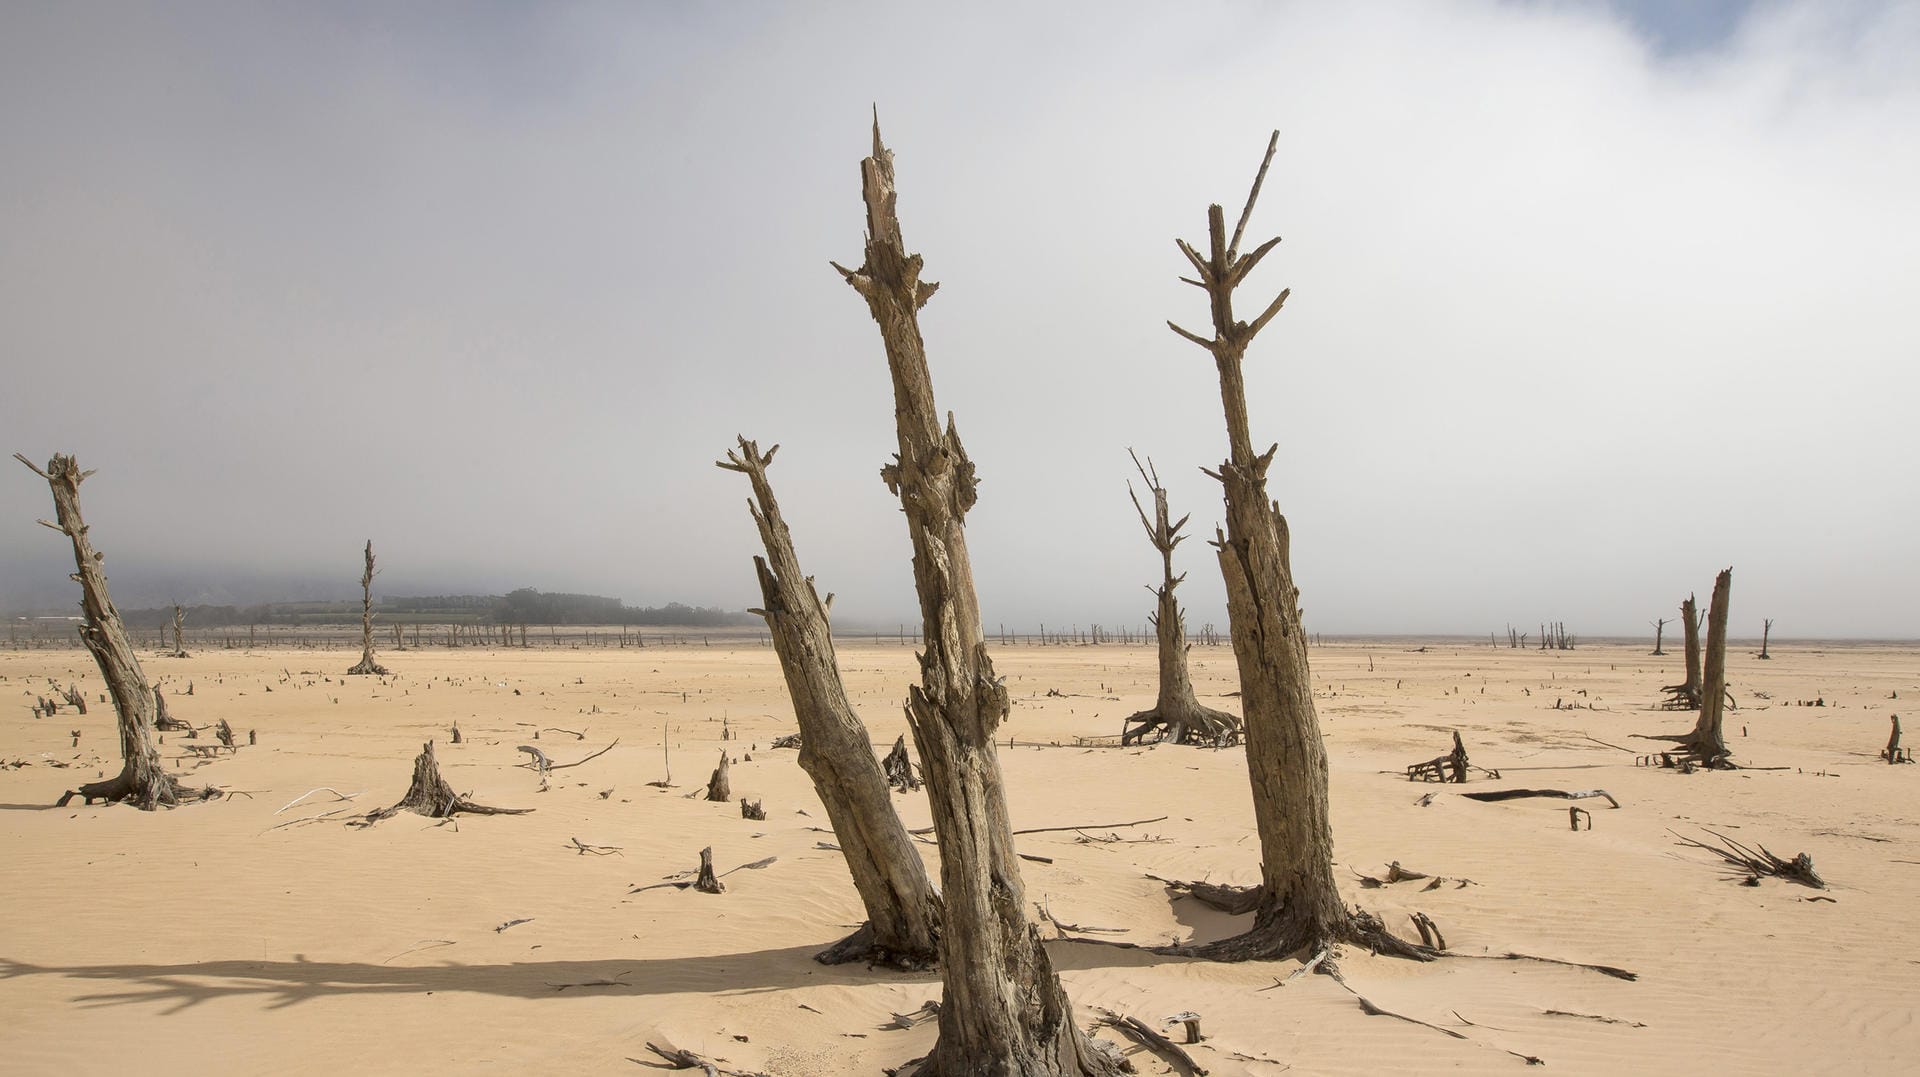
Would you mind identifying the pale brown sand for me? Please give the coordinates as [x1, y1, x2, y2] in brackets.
[2, 639, 1915, 1075]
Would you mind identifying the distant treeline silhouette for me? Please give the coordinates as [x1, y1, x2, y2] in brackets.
[112, 588, 751, 628]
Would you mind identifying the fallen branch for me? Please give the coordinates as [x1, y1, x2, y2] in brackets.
[1461, 788, 1621, 809]
[551, 739, 620, 770]
[1095, 1008, 1208, 1076]
[568, 837, 623, 856]
[639, 1042, 770, 1077]
[1543, 1009, 1646, 1027]
[1146, 874, 1261, 915]
[274, 787, 363, 815]
[1453, 951, 1639, 981]
[911, 814, 1168, 838]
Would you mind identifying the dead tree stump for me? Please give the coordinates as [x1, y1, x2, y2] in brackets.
[1640, 570, 1735, 768]
[1884, 715, 1911, 764]
[17, 453, 196, 810]
[353, 741, 530, 824]
[1759, 618, 1773, 659]
[1119, 449, 1242, 747]
[741, 798, 766, 820]
[705, 750, 731, 802]
[694, 847, 725, 894]
[346, 540, 390, 676]
[882, 734, 921, 792]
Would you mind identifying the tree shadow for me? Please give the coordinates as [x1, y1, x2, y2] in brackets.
[0, 942, 935, 1016]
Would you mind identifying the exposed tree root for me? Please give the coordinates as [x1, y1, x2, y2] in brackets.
[812, 920, 938, 971]
[349, 741, 530, 825]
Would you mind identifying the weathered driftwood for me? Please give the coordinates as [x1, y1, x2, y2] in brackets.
[1407, 731, 1469, 782]
[351, 741, 530, 825]
[642, 1041, 770, 1077]
[704, 750, 731, 802]
[769, 732, 802, 750]
[1120, 450, 1241, 747]
[1160, 136, 1426, 962]
[1095, 1008, 1208, 1076]
[215, 719, 236, 750]
[1661, 594, 1704, 709]
[718, 437, 939, 967]
[740, 798, 765, 820]
[18, 453, 199, 809]
[1148, 874, 1261, 916]
[834, 116, 1120, 1074]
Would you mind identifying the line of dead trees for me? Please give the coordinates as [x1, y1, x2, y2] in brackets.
[1504, 622, 1576, 649]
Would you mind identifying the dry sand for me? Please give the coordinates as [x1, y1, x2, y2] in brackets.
[2, 637, 1915, 1075]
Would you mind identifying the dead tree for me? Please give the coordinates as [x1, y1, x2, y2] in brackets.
[15, 453, 196, 809]
[882, 734, 920, 792]
[716, 436, 940, 967]
[1883, 716, 1911, 764]
[1759, 618, 1773, 659]
[704, 749, 731, 802]
[353, 741, 529, 824]
[1119, 450, 1242, 746]
[1661, 594, 1703, 709]
[170, 604, 188, 657]
[833, 116, 1122, 1076]
[1639, 569, 1735, 768]
[1162, 134, 1426, 962]
[1650, 617, 1668, 656]
[346, 540, 389, 675]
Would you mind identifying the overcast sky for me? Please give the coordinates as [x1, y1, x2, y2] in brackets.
[3, 1, 1915, 638]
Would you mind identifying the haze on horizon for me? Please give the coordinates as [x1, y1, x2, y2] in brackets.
[3, 1, 1915, 639]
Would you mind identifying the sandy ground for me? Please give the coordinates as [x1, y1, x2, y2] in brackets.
[1, 636, 1915, 1075]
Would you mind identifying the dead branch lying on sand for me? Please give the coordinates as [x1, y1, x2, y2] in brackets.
[1673, 829, 1826, 888]
[1095, 1007, 1208, 1076]
[628, 853, 778, 894]
[638, 1041, 772, 1077]
[1146, 874, 1261, 915]
[1461, 788, 1620, 809]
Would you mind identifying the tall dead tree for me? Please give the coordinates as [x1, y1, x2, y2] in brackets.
[718, 436, 940, 968]
[1759, 618, 1773, 659]
[1640, 568, 1734, 767]
[1650, 617, 1668, 656]
[1120, 449, 1241, 746]
[1163, 133, 1426, 962]
[833, 117, 1122, 1076]
[15, 453, 196, 808]
[1662, 594, 1703, 709]
[170, 604, 188, 657]
[346, 540, 389, 676]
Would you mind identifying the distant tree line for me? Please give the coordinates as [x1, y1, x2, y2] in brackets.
[109, 588, 751, 628]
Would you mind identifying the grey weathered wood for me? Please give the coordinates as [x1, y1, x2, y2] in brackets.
[704, 749, 731, 802]
[1690, 568, 1734, 763]
[352, 740, 530, 824]
[834, 116, 1121, 1075]
[718, 437, 939, 967]
[347, 540, 389, 675]
[1120, 450, 1242, 747]
[16, 453, 194, 809]
[1161, 137, 1427, 962]
[1663, 594, 1703, 708]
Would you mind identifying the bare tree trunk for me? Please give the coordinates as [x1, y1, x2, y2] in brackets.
[170, 604, 188, 657]
[1759, 618, 1772, 659]
[717, 436, 941, 968]
[833, 117, 1121, 1076]
[1161, 135, 1426, 963]
[1662, 594, 1703, 709]
[347, 540, 389, 675]
[1651, 617, 1668, 656]
[1120, 450, 1241, 747]
[1688, 568, 1733, 764]
[15, 453, 196, 809]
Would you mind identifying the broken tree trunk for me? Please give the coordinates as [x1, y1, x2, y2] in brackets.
[882, 733, 920, 792]
[1759, 618, 1773, 659]
[1162, 134, 1426, 962]
[1663, 594, 1703, 709]
[17, 453, 194, 809]
[1641, 569, 1734, 767]
[833, 116, 1121, 1075]
[1120, 449, 1242, 747]
[354, 741, 530, 824]
[346, 540, 389, 675]
[170, 604, 188, 657]
[705, 749, 731, 802]
[1885, 715, 1911, 764]
[1651, 617, 1667, 656]
[716, 436, 940, 968]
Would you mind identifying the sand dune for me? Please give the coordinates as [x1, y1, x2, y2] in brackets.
[2, 638, 1915, 1074]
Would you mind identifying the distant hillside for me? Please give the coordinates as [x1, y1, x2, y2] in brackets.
[111, 587, 752, 628]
